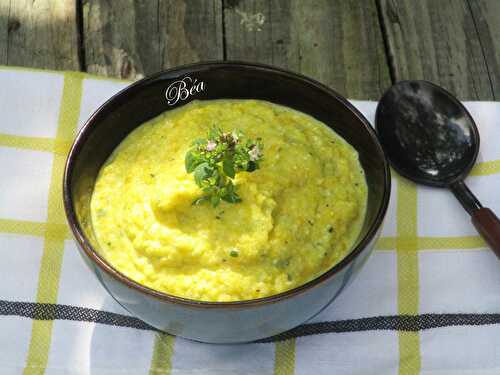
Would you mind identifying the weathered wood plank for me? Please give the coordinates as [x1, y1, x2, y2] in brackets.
[468, 0, 500, 100]
[378, 0, 493, 100]
[0, 0, 79, 70]
[224, 0, 391, 99]
[0, 1, 8, 64]
[83, 0, 223, 80]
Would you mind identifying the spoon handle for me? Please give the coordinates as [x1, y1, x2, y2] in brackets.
[451, 181, 500, 259]
[471, 208, 500, 259]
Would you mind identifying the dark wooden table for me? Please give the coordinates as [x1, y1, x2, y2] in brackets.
[1, 0, 499, 101]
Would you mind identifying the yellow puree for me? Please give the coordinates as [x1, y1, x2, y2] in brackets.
[91, 100, 367, 302]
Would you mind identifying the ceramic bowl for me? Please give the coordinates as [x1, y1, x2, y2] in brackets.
[63, 61, 391, 343]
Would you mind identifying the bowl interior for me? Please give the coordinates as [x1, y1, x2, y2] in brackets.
[66, 63, 389, 300]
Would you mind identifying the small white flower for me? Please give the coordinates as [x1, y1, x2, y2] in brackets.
[206, 141, 217, 151]
[248, 145, 261, 161]
[231, 130, 239, 143]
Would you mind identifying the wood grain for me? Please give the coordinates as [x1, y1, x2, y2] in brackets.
[0, 0, 79, 70]
[378, 0, 494, 100]
[82, 0, 223, 80]
[0, 0, 499, 102]
[224, 0, 391, 99]
[0, 1, 8, 64]
[468, 0, 500, 100]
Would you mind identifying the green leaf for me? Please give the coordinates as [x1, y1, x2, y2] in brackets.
[222, 180, 241, 203]
[225, 179, 234, 193]
[194, 162, 211, 186]
[208, 126, 222, 140]
[222, 154, 235, 178]
[211, 167, 223, 187]
[222, 189, 241, 203]
[229, 249, 239, 257]
[210, 194, 221, 207]
[185, 150, 202, 173]
[191, 138, 206, 147]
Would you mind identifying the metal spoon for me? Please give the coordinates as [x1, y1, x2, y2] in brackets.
[375, 80, 500, 258]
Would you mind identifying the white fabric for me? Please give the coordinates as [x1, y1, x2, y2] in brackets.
[0, 70, 499, 374]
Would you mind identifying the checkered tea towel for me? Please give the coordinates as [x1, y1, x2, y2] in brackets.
[0, 67, 499, 375]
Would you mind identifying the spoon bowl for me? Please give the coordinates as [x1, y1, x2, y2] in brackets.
[376, 80, 500, 258]
[376, 80, 479, 187]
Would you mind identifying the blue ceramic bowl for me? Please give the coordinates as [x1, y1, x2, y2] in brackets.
[63, 61, 391, 343]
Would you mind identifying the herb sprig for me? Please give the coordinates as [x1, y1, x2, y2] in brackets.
[185, 126, 263, 207]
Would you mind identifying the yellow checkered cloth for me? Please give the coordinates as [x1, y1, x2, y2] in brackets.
[0, 67, 499, 375]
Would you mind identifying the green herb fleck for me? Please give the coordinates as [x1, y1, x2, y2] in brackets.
[328, 226, 334, 233]
[230, 249, 239, 257]
[96, 209, 107, 218]
[274, 258, 290, 268]
[185, 126, 264, 207]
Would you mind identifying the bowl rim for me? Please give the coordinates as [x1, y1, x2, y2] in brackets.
[63, 60, 391, 309]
